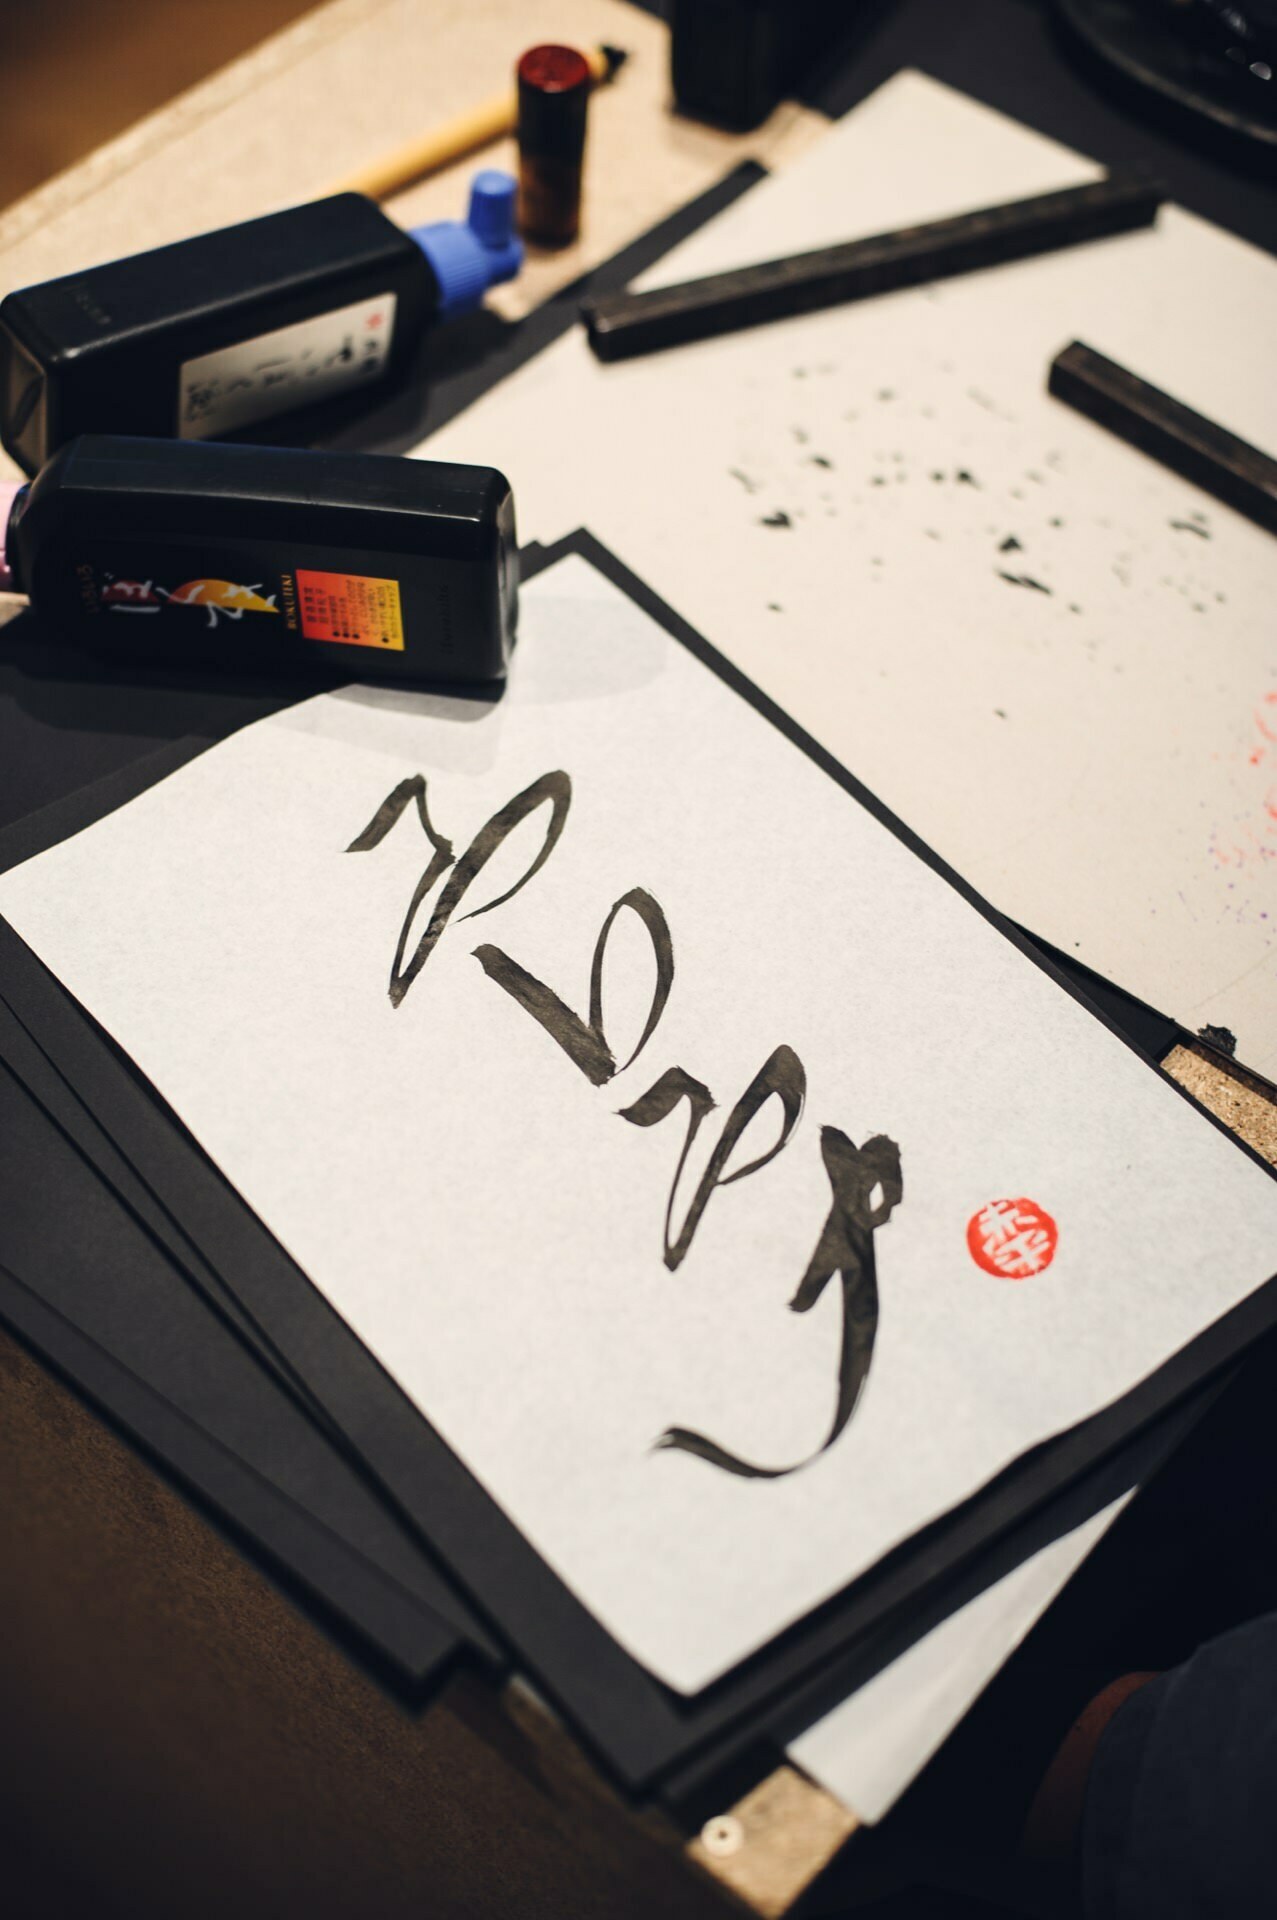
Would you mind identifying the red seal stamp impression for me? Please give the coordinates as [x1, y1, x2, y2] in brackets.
[967, 1198, 1058, 1279]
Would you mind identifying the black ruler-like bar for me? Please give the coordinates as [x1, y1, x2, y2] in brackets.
[1049, 340, 1277, 535]
[581, 175, 1163, 362]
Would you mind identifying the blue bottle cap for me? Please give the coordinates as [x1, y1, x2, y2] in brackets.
[410, 170, 523, 320]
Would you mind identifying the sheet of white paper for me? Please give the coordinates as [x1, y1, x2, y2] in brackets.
[1, 554, 1274, 1694]
[789, 1492, 1132, 1824]
[420, 72, 1277, 1074]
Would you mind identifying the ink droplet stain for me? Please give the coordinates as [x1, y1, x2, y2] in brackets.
[877, 388, 895, 400]
[956, 469, 979, 487]
[996, 572, 1052, 594]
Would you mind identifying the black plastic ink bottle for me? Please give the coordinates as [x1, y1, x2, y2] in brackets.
[0, 435, 517, 684]
[0, 172, 522, 475]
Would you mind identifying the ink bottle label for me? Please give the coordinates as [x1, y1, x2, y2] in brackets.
[294, 569, 405, 650]
[177, 291, 398, 439]
[7, 436, 515, 684]
[72, 546, 404, 652]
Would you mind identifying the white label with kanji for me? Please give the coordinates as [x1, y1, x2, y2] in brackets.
[177, 292, 397, 438]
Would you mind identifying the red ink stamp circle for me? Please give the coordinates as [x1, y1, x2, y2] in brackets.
[967, 1198, 1058, 1280]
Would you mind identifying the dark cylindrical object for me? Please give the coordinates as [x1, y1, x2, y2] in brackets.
[516, 45, 591, 246]
[0, 435, 517, 685]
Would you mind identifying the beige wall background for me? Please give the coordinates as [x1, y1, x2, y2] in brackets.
[0, 0, 317, 209]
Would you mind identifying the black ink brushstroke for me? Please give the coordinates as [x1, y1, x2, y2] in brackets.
[474, 944, 615, 1084]
[346, 773, 454, 859]
[592, 890, 675, 1075]
[348, 771, 572, 1008]
[656, 1129, 902, 1480]
[348, 762, 901, 1486]
[618, 1066, 717, 1256]
[620, 1046, 805, 1273]
[473, 887, 674, 1088]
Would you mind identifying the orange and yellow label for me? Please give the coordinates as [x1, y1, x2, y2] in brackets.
[295, 569, 405, 651]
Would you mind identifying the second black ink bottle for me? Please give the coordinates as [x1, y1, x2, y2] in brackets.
[0, 434, 517, 684]
[0, 173, 522, 474]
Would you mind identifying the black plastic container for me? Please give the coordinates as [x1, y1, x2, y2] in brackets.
[0, 435, 517, 685]
[0, 183, 522, 475]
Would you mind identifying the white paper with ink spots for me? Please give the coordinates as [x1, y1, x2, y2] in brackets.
[1, 554, 1274, 1693]
[421, 71, 1277, 1075]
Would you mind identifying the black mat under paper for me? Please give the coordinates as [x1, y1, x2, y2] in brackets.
[1, 532, 1272, 1802]
[0, 1254, 462, 1694]
[0, 1004, 497, 1683]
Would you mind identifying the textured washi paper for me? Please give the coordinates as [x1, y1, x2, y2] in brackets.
[421, 71, 1277, 1073]
[1, 554, 1274, 1693]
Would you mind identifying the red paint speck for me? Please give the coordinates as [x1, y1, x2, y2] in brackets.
[967, 1198, 1058, 1279]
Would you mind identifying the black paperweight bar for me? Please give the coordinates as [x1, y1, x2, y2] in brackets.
[582, 175, 1163, 361]
[1049, 340, 1277, 535]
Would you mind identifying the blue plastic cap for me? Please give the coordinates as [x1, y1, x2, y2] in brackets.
[468, 169, 517, 248]
[410, 169, 524, 320]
